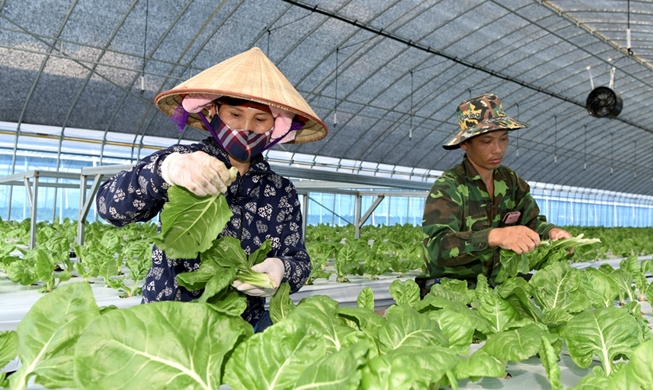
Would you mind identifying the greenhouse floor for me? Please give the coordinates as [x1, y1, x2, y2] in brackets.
[1, 257, 652, 389]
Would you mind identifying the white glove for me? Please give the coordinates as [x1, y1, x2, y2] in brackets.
[232, 258, 285, 297]
[160, 151, 236, 196]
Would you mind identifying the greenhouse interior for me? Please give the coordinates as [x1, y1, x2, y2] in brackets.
[1, 0, 652, 389]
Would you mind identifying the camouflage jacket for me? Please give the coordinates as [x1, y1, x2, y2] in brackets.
[422, 156, 555, 285]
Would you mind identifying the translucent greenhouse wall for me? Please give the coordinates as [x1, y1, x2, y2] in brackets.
[0, 122, 652, 228]
[307, 191, 653, 228]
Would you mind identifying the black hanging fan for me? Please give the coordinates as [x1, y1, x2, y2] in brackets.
[586, 86, 623, 119]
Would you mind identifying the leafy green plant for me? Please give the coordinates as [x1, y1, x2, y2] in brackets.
[305, 240, 337, 284]
[2, 258, 653, 390]
[496, 234, 601, 283]
[0, 330, 17, 386]
[152, 185, 233, 259]
[561, 306, 646, 376]
[620, 255, 649, 302]
[269, 282, 294, 324]
[362, 246, 391, 280]
[8, 283, 100, 390]
[334, 242, 364, 283]
[0, 242, 19, 274]
[530, 262, 590, 326]
[605, 268, 636, 305]
[6, 247, 72, 292]
[175, 236, 275, 311]
[106, 238, 152, 298]
[75, 300, 252, 390]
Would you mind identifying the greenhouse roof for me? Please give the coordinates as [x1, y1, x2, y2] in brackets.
[1, 0, 652, 194]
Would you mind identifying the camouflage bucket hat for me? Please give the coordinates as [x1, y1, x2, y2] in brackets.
[442, 93, 528, 150]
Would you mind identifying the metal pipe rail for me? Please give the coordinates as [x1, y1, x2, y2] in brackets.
[0, 164, 432, 248]
[0, 170, 81, 248]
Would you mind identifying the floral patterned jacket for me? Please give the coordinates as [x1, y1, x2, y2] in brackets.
[95, 137, 311, 326]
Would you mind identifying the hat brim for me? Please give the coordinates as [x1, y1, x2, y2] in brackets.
[442, 118, 528, 150]
[155, 90, 327, 144]
[154, 48, 327, 145]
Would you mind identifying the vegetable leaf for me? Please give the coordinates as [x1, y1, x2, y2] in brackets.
[0, 331, 18, 373]
[607, 339, 653, 389]
[360, 346, 458, 390]
[223, 317, 325, 390]
[75, 301, 252, 390]
[453, 350, 505, 381]
[540, 336, 563, 390]
[152, 186, 232, 259]
[560, 306, 645, 376]
[530, 262, 590, 325]
[286, 296, 357, 353]
[379, 305, 448, 353]
[388, 279, 420, 307]
[9, 283, 99, 390]
[497, 235, 601, 282]
[356, 287, 375, 311]
[293, 341, 370, 390]
[269, 282, 294, 324]
[480, 323, 556, 362]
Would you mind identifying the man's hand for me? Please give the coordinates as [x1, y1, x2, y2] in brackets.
[161, 151, 235, 196]
[232, 258, 285, 297]
[548, 228, 572, 241]
[488, 226, 540, 254]
[549, 227, 574, 253]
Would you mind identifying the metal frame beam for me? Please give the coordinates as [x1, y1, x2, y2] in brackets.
[0, 171, 80, 248]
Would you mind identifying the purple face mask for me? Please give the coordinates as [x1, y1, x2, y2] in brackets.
[208, 114, 272, 161]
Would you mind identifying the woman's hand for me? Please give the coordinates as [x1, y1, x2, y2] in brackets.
[232, 258, 285, 297]
[161, 151, 236, 196]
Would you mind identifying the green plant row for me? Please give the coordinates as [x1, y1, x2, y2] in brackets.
[0, 218, 155, 297]
[0, 256, 651, 389]
[1, 218, 653, 296]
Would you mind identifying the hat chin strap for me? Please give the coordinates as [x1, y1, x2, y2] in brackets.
[197, 111, 227, 149]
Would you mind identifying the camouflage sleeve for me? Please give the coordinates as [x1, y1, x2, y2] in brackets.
[422, 176, 491, 267]
[514, 177, 556, 238]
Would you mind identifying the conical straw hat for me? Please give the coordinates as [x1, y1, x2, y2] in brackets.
[155, 47, 327, 144]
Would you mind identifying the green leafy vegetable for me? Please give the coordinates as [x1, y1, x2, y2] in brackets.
[453, 350, 505, 381]
[561, 306, 645, 376]
[530, 262, 590, 326]
[75, 301, 252, 390]
[293, 341, 370, 390]
[540, 336, 563, 390]
[606, 339, 653, 389]
[286, 295, 358, 353]
[152, 186, 232, 259]
[388, 279, 420, 307]
[0, 330, 18, 376]
[223, 318, 326, 390]
[360, 346, 458, 390]
[9, 283, 100, 390]
[378, 305, 448, 353]
[356, 286, 375, 311]
[335, 242, 364, 283]
[480, 323, 557, 362]
[269, 282, 294, 324]
[176, 234, 275, 304]
[496, 234, 601, 283]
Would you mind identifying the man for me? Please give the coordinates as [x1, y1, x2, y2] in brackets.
[419, 93, 571, 294]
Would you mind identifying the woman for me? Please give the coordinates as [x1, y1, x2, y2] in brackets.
[96, 48, 327, 331]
